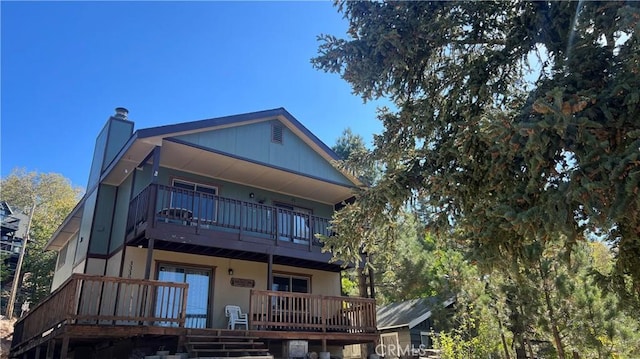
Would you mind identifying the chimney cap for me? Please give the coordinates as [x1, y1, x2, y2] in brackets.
[114, 107, 129, 119]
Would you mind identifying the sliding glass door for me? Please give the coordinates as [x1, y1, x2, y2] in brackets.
[275, 203, 312, 244]
[156, 264, 211, 328]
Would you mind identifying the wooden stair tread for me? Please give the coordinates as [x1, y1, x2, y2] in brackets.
[186, 335, 259, 340]
[190, 348, 269, 353]
[186, 341, 264, 347]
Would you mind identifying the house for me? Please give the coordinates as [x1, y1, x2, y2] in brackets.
[376, 297, 454, 358]
[10, 107, 377, 359]
[1, 201, 29, 303]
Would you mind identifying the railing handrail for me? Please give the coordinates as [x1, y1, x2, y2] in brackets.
[69, 273, 189, 288]
[250, 289, 376, 304]
[154, 183, 331, 220]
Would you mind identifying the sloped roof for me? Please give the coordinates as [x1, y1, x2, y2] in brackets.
[137, 107, 340, 161]
[100, 107, 362, 190]
[377, 297, 455, 330]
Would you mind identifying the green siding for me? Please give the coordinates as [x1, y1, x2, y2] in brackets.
[87, 118, 133, 190]
[89, 185, 117, 255]
[174, 120, 353, 186]
[87, 126, 108, 189]
[110, 175, 133, 253]
[103, 119, 133, 172]
[132, 165, 153, 197]
[74, 189, 98, 266]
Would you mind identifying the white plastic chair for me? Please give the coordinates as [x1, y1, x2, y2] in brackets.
[225, 305, 248, 330]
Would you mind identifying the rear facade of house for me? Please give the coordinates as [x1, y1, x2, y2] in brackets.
[10, 108, 376, 359]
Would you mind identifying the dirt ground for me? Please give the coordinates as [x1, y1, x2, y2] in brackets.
[0, 316, 15, 359]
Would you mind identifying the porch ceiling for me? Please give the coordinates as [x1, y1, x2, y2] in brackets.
[158, 140, 354, 205]
[132, 239, 346, 272]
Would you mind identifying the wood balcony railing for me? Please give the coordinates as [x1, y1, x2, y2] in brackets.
[249, 290, 377, 333]
[126, 184, 333, 246]
[11, 274, 188, 350]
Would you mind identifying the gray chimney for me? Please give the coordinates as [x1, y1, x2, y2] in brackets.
[114, 107, 129, 120]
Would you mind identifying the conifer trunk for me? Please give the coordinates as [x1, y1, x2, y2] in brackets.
[538, 259, 565, 359]
[494, 306, 511, 359]
[526, 339, 535, 359]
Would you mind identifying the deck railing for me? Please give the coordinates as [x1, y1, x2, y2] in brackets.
[11, 274, 188, 350]
[126, 184, 332, 246]
[249, 290, 376, 333]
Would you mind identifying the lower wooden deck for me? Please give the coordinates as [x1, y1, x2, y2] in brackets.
[11, 325, 377, 358]
[10, 274, 376, 358]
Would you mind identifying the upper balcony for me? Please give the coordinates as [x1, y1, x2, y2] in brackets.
[125, 184, 338, 266]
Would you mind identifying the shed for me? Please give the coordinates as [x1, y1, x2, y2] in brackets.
[376, 297, 454, 358]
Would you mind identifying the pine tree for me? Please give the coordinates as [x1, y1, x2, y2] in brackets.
[313, 0, 640, 311]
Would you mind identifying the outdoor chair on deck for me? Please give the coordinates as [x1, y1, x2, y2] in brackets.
[225, 305, 248, 330]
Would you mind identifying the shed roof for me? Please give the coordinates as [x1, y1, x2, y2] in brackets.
[377, 297, 455, 331]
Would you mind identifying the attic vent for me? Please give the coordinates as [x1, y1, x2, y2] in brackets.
[272, 123, 283, 144]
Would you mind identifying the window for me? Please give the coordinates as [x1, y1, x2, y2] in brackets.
[272, 123, 283, 144]
[272, 273, 310, 311]
[171, 179, 218, 223]
[57, 242, 68, 270]
[420, 331, 431, 348]
[273, 274, 309, 293]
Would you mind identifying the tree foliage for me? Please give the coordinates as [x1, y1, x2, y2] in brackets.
[1, 168, 82, 304]
[314, 0, 640, 307]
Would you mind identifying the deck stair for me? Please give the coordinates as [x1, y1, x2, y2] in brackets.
[185, 331, 272, 359]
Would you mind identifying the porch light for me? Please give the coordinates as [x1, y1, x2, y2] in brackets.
[228, 268, 234, 276]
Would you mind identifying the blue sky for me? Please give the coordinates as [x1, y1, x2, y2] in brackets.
[1, 1, 387, 189]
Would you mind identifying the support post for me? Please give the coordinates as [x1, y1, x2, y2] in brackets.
[144, 238, 155, 280]
[267, 253, 273, 290]
[5, 203, 36, 319]
[46, 339, 56, 359]
[60, 336, 69, 359]
[367, 255, 376, 299]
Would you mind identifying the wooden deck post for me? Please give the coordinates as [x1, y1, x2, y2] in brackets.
[368, 260, 376, 299]
[45, 339, 56, 359]
[274, 208, 279, 245]
[144, 238, 155, 280]
[267, 253, 273, 290]
[60, 336, 69, 359]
